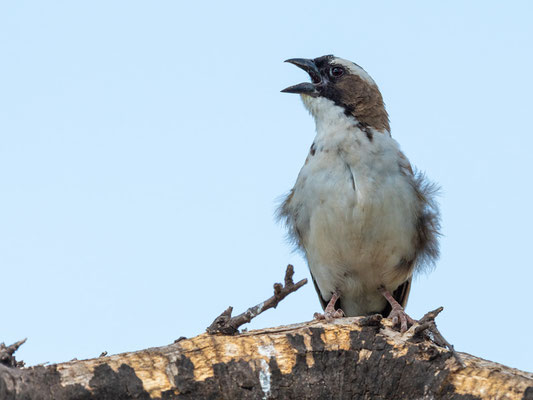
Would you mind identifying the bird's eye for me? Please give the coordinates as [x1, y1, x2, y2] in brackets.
[330, 67, 344, 78]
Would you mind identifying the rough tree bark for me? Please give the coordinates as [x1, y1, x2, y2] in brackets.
[2, 267, 532, 399]
[1, 317, 532, 400]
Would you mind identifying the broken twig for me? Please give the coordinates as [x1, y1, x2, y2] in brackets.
[0, 338, 27, 368]
[206, 264, 307, 335]
[412, 307, 466, 368]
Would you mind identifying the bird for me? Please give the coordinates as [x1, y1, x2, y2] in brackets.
[278, 55, 440, 332]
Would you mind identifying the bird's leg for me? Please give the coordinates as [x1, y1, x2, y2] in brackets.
[314, 291, 345, 321]
[378, 286, 416, 333]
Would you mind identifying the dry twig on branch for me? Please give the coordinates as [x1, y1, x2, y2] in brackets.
[0, 338, 26, 368]
[206, 264, 307, 335]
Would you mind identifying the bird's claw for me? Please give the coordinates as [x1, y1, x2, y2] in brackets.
[314, 308, 345, 321]
[389, 306, 416, 333]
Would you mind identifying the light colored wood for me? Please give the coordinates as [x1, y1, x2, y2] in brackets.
[2, 318, 532, 399]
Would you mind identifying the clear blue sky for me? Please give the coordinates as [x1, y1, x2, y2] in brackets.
[1, 1, 532, 372]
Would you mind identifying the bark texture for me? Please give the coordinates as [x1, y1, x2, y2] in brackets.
[1, 318, 532, 400]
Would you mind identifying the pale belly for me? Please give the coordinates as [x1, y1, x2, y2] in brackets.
[293, 154, 417, 316]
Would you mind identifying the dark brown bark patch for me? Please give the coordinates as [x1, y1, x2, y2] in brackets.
[89, 364, 151, 399]
[0, 364, 90, 400]
[523, 386, 533, 400]
[168, 356, 263, 400]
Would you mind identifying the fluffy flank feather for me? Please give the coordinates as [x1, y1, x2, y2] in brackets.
[276, 190, 304, 252]
[411, 169, 441, 273]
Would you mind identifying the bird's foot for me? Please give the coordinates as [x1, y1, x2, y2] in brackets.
[378, 285, 416, 333]
[313, 291, 345, 321]
[388, 305, 416, 333]
[313, 308, 345, 321]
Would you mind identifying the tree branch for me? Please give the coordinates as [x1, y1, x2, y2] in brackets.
[2, 265, 531, 399]
[1, 317, 531, 399]
[0, 338, 26, 368]
[206, 264, 307, 335]
[411, 306, 466, 368]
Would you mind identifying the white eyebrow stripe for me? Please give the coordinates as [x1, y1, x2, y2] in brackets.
[333, 58, 376, 85]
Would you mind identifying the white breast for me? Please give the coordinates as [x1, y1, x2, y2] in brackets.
[289, 97, 418, 315]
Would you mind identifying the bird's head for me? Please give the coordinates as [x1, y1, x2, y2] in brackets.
[282, 55, 390, 133]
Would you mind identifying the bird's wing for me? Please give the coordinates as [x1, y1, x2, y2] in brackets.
[312, 275, 329, 311]
[394, 277, 412, 309]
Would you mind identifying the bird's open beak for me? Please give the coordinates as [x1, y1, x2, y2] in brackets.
[281, 58, 321, 95]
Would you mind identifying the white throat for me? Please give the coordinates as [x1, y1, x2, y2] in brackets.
[300, 95, 355, 137]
